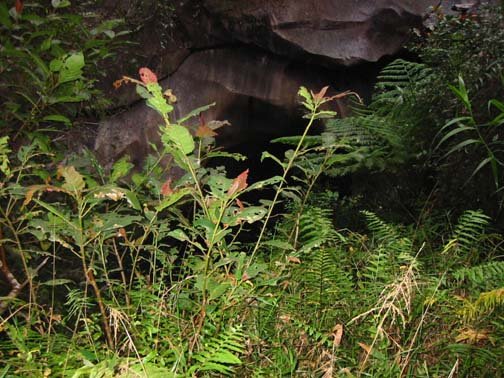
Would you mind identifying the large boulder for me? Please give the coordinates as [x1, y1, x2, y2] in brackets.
[95, 0, 442, 167]
[95, 47, 374, 167]
[177, 0, 437, 66]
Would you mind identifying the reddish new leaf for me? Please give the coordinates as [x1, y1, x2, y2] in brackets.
[236, 198, 245, 210]
[160, 178, 173, 197]
[196, 115, 217, 138]
[15, 0, 23, 14]
[311, 86, 329, 102]
[139, 67, 158, 84]
[227, 169, 249, 196]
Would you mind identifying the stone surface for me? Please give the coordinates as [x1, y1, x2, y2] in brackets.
[95, 0, 443, 167]
[179, 0, 438, 66]
[95, 47, 379, 167]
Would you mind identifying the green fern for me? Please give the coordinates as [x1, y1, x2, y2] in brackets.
[298, 247, 354, 325]
[360, 211, 414, 291]
[319, 59, 433, 176]
[453, 261, 504, 291]
[297, 207, 341, 252]
[188, 327, 245, 376]
[461, 287, 504, 322]
[373, 59, 432, 114]
[442, 210, 491, 257]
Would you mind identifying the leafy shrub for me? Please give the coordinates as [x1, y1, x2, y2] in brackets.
[0, 1, 126, 139]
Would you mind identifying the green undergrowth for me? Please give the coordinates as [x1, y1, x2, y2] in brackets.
[1, 3, 504, 378]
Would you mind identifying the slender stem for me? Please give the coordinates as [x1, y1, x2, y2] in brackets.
[248, 110, 318, 262]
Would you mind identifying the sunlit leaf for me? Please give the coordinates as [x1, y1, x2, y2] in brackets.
[58, 165, 85, 192]
[161, 124, 195, 155]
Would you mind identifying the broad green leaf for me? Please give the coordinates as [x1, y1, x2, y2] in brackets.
[47, 95, 87, 104]
[209, 281, 231, 301]
[147, 96, 173, 116]
[298, 86, 314, 111]
[177, 102, 216, 124]
[161, 124, 194, 155]
[245, 176, 283, 192]
[262, 240, 295, 251]
[235, 206, 267, 224]
[57, 52, 85, 85]
[136, 84, 151, 100]
[155, 187, 191, 211]
[206, 151, 246, 161]
[261, 151, 286, 169]
[0, 136, 11, 176]
[168, 229, 189, 241]
[207, 175, 232, 198]
[58, 166, 85, 192]
[110, 156, 133, 183]
[124, 190, 141, 210]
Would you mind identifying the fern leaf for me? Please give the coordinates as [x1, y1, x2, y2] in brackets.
[442, 210, 490, 256]
[189, 327, 245, 376]
[453, 261, 504, 291]
[461, 287, 504, 322]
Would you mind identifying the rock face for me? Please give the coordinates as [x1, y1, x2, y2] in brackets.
[95, 0, 441, 167]
[185, 0, 436, 65]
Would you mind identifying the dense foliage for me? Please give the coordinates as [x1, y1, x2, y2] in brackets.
[1, 2, 503, 378]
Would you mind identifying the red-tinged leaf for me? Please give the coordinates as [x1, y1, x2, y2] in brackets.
[160, 178, 173, 197]
[15, 0, 23, 14]
[227, 169, 249, 196]
[113, 78, 125, 89]
[287, 256, 301, 264]
[139, 67, 157, 84]
[332, 324, 344, 347]
[236, 198, 244, 210]
[196, 115, 218, 138]
[312, 86, 329, 101]
[23, 185, 68, 206]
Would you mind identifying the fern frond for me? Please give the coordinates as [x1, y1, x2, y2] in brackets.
[284, 246, 354, 331]
[360, 212, 414, 289]
[189, 326, 245, 376]
[442, 210, 491, 256]
[373, 59, 432, 113]
[297, 207, 340, 252]
[361, 211, 400, 244]
[461, 287, 504, 322]
[453, 261, 504, 291]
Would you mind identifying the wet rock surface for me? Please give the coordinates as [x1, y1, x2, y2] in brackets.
[95, 0, 446, 167]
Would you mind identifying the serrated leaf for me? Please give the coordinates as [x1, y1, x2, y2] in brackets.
[58, 166, 85, 192]
[178, 102, 216, 124]
[147, 96, 173, 117]
[161, 124, 194, 154]
[155, 187, 191, 211]
[168, 229, 189, 241]
[124, 190, 141, 210]
[110, 156, 133, 183]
